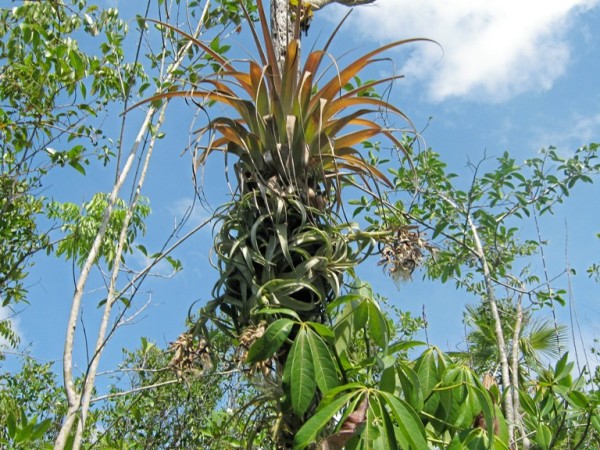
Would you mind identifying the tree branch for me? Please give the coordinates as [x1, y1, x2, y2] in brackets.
[53, 2, 212, 448]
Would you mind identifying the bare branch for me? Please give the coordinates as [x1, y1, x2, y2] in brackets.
[90, 379, 180, 404]
[54, 2, 213, 448]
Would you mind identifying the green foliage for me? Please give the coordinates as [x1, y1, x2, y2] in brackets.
[1, 338, 255, 450]
[247, 318, 294, 364]
[46, 193, 150, 269]
[0, 0, 147, 327]
[96, 339, 228, 449]
[162, 0, 599, 444]
[0, 175, 46, 315]
[386, 144, 600, 287]
[0, 355, 65, 448]
[2, 409, 52, 449]
[2, 1, 599, 449]
[519, 354, 600, 449]
[204, 0, 258, 29]
[141, 5, 431, 443]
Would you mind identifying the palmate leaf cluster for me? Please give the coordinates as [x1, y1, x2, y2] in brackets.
[460, 301, 568, 376]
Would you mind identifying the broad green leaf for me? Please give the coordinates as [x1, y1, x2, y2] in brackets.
[367, 300, 388, 348]
[554, 352, 571, 381]
[519, 390, 538, 417]
[6, 413, 16, 438]
[397, 363, 423, 411]
[591, 414, 600, 435]
[567, 390, 590, 409]
[307, 321, 336, 341]
[444, 388, 476, 429]
[29, 418, 52, 441]
[469, 385, 497, 449]
[460, 428, 488, 450]
[539, 393, 555, 417]
[379, 366, 396, 393]
[377, 397, 400, 450]
[447, 434, 468, 450]
[415, 348, 439, 401]
[378, 391, 428, 449]
[535, 423, 552, 449]
[353, 300, 369, 330]
[306, 328, 339, 393]
[14, 417, 36, 444]
[246, 318, 294, 364]
[388, 340, 427, 354]
[68, 160, 86, 175]
[284, 327, 316, 416]
[492, 429, 510, 450]
[294, 391, 360, 450]
[327, 294, 362, 313]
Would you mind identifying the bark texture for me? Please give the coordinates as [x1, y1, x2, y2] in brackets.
[271, 0, 294, 69]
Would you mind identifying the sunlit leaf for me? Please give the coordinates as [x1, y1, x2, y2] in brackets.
[294, 390, 360, 450]
[397, 362, 423, 411]
[306, 328, 339, 393]
[246, 318, 294, 364]
[367, 300, 388, 349]
[377, 391, 428, 449]
[535, 423, 552, 449]
[284, 326, 316, 416]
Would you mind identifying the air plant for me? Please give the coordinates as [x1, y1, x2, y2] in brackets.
[131, 0, 429, 445]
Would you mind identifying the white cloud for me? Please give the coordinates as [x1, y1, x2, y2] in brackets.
[532, 110, 600, 150]
[340, 0, 599, 102]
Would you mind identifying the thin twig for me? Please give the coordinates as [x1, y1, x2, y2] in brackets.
[90, 379, 180, 404]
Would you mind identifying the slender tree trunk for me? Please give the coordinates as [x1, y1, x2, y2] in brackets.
[437, 192, 517, 447]
[512, 293, 530, 450]
[53, 3, 212, 447]
[271, 0, 294, 70]
[466, 214, 515, 447]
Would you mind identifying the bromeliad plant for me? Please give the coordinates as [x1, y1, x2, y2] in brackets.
[132, 1, 503, 448]
[135, 0, 421, 322]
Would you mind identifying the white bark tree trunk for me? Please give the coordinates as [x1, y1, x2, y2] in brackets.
[53, 3, 212, 448]
[271, 0, 294, 70]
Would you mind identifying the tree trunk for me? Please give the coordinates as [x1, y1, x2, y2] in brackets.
[271, 0, 294, 70]
[467, 214, 516, 447]
[512, 294, 530, 449]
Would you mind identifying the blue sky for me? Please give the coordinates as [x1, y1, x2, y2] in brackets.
[3, 0, 600, 380]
